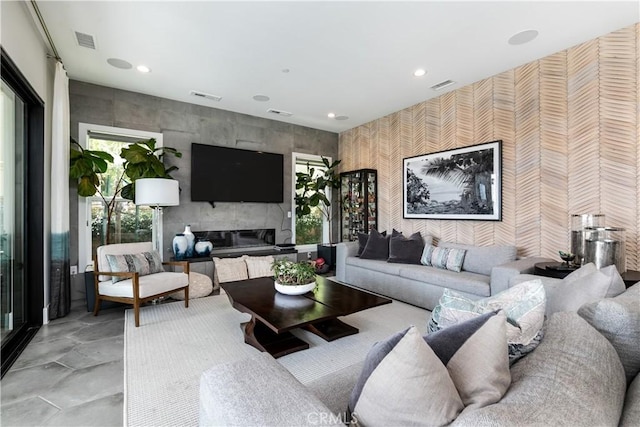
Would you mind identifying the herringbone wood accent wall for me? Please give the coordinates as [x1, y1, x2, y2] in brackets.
[339, 23, 640, 270]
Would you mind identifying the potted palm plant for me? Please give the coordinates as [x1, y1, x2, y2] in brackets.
[295, 156, 341, 267]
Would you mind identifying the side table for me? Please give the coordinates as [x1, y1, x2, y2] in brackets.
[534, 262, 640, 288]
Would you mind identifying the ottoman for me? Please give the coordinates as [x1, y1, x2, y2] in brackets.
[170, 271, 213, 300]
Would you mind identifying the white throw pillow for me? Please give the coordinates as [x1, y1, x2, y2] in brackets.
[547, 264, 626, 316]
[212, 256, 249, 285]
[245, 255, 275, 279]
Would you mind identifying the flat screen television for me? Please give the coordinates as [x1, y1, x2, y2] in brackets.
[191, 143, 284, 203]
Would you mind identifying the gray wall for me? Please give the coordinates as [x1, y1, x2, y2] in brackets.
[69, 81, 338, 298]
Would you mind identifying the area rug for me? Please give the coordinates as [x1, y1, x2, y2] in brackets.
[124, 293, 428, 426]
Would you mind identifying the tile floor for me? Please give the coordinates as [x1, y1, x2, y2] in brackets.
[1, 300, 126, 427]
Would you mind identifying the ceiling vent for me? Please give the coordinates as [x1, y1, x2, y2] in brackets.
[190, 91, 222, 102]
[267, 108, 293, 117]
[74, 31, 96, 49]
[431, 80, 456, 91]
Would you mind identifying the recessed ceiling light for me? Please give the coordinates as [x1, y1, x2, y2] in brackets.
[413, 69, 426, 77]
[328, 113, 336, 118]
[136, 65, 151, 73]
[282, 68, 290, 73]
[253, 94, 270, 102]
[107, 58, 132, 70]
[508, 29, 539, 46]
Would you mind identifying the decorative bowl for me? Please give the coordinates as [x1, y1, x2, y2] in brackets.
[274, 281, 316, 295]
[558, 250, 576, 264]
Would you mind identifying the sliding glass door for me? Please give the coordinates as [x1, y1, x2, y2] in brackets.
[1, 78, 26, 348]
[1, 48, 45, 377]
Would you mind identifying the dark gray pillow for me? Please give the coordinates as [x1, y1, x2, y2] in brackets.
[360, 228, 390, 260]
[357, 230, 386, 256]
[387, 232, 424, 264]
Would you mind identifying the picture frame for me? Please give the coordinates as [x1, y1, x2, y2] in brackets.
[403, 140, 502, 220]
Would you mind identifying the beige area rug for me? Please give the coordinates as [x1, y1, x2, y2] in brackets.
[124, 292, 428, 426]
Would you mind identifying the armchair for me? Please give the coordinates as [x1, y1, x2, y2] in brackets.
[94, 242, 189, 326]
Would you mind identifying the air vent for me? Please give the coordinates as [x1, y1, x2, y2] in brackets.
[267, 108, 293, 117]
[190, 91, 222, 102]
[74, 31, 96, 49]
[431, 80, 456, 91]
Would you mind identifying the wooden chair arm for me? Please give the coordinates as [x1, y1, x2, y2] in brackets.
[163, 261, 190, 274]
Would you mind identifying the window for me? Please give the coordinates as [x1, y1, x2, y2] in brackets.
[78, 124, 163, 270]
[292, 153, 331, 249]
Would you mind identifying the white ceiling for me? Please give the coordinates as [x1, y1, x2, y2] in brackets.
[37, 1, 639, 134]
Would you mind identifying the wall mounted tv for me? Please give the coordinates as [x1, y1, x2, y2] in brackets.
[191, 143, 284, 204]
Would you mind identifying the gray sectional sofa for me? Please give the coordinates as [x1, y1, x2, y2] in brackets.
[336, 240, 552, 310]
[199, 284, 640, 426]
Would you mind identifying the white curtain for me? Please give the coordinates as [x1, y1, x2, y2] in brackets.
[50, 61, 70, 319]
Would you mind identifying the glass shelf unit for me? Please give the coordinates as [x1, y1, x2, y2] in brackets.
[340, 169, 377, 241]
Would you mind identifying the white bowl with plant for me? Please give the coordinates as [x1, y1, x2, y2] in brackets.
[271, 259, 317, 295]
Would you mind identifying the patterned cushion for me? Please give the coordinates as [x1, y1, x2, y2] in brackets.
[387, 232, 424, 265]
[431, 247, 450, 269]
[212, 256, 249, 285]
[349, 326, 463, 426]
[548, 263, 626, 315]
[420, 244, 435, 266]
[105, 251, 164, 283]
[426, 311, 511, 409]
[445, 248, 467, 272]
[245, 255, 275, 279]
[429, 279, 546, 364]
[578, 283, 640, 384]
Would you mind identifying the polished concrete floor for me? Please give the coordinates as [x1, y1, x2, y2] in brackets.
[1, 300, 126, 427]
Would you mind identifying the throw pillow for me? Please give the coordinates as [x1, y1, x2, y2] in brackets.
[349, 326, 463, 426]
[359, 228, 390, 260]
[578, 283, 640, 384]
[244, 255, 275, 279]
[105, 251, 164, 283]
[547, 264, 626, 316]
[426, 311, 511, 409]
[445, 248, 467, 272]
[420, 244, 435, 266]
[429, 279, 546, 364]
[439, 242, 517, 276]
[430, 247, 451, 269]
[387, 232, 424, 264]
[357, 231, 386, 257]
[212, 256, 249, 286]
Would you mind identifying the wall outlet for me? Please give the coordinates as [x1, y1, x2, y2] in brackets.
[70, 265, 78, 275]
[287, 211, 292, 218]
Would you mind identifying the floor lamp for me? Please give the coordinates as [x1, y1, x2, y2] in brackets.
[135, 178, 180, 260]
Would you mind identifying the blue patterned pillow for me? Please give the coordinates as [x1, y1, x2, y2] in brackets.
[445, 248, 467, 272]
[430, 247, 450, 269]
[428, 279, 546, 364]
[420, 244, 435, 266]
[105, 251, 164, 283]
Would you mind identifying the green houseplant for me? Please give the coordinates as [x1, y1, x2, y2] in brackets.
[70, 137, 181, 245]
[295, 157, 341, 266]
[271, 259, 317, 295]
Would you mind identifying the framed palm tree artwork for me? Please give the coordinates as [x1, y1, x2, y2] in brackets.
[403, 140, 502, 220]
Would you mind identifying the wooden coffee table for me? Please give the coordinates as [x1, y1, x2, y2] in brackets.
[221, 276, 391, 358]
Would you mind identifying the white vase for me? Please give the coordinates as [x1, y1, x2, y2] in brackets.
[183, 225, 195, 258]
[173, 234, 188, 260]
[274, 280, 316, 295]
[194, 240, 213, 257]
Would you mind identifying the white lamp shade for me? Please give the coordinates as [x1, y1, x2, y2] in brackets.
[135, 178, 180, 206]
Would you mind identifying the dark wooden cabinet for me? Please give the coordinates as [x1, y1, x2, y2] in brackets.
[340, 169, 377, 241]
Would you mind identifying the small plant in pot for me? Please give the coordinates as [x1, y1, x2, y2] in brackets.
[271, 259, 317, 295]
